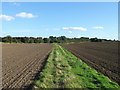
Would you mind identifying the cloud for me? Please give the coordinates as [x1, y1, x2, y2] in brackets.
[0, 14, 15, 21]
[62, 27, 87, 31]
[12, 2, 20, 6]
[93, 26, 104, 29]
[68, 31, 73, 33]
[16, 12, 37, 18]
[76, 35, 81, 38]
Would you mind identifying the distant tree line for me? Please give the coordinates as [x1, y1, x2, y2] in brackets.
[0, 35, 115, 43]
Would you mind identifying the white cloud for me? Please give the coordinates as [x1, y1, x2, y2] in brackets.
[76, 35, 81, 38]
[13, 2, 20, 6]
[0, 14, 15, 21]
[93, 26, 104, 29]
[68, 31, 73, 33]
[16, 12, 37, 18]
[62, 27, 87, 31]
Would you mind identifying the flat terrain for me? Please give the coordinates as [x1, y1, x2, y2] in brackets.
[2, 44, 53, 89]
[61, 42, 119, 85]
[34, 44, 119, 88]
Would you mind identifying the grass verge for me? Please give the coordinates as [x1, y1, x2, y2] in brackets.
[33, 44, 119, 89]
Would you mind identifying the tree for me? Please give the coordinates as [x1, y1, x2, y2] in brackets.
[20, 37, 29, 43]
[56, 36, 67, 43]
[90, 37, 102, 42]
[49, 36, 57, 43]
[28, 37, 34, 43]
[80, 37, 90, 42]
[37, 37, 43, 43]
[43, 38, 50, 43]
[12, 37, 18, 43]
[0, 37, 2, 42]
[34, 38, 38, 43]
[2, 35, 12, 43]
[1, 35, 113, 43]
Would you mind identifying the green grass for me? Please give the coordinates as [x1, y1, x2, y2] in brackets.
[33, 44, 119, 89]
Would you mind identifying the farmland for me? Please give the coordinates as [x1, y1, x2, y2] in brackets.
[34, 44, 119, 88]
[2, 42, 119, 89]
[2, 44, 53, 88]
[61, 42, 120, 85]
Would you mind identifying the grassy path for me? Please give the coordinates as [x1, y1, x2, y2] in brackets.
[33, 44, 119, 89]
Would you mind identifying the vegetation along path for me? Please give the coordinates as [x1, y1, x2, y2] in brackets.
[33, 44, 119, 89]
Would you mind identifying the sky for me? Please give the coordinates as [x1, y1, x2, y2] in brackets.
[0, 2, 118, 40]
[2, 0, 119, 2]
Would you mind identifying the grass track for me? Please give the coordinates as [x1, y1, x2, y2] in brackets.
[33, 44, 119, 89]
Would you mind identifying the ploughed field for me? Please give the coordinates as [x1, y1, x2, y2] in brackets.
[2, 44, 53, 89]
[61, 42, 119, 85]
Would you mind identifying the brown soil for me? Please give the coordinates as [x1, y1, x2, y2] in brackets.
[2, 44, 53, 89]
[61, 42, 120, 85]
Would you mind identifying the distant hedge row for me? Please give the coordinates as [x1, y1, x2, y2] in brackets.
[0, 35, 115, 43]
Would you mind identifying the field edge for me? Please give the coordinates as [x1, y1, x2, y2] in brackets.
[33, 44, 119, 89]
